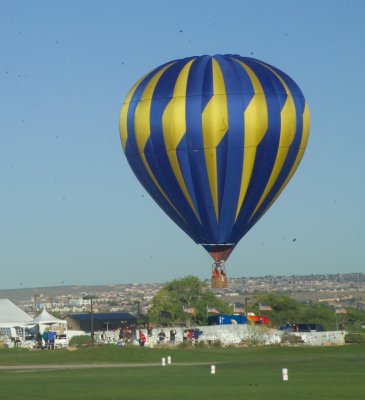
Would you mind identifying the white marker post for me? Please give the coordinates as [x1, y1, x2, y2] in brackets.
[282, 368, 288, 381]
[167, 356, 171, 365]
[161, 357, 166, 366]
[211, 365, 216, 374]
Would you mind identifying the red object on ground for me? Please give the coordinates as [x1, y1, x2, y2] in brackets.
[247, 315, 270, 325]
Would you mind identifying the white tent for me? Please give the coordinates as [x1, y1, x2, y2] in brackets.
[27, 309, 67, 333]
[0, 299, 33, 339]
[0, 299, 33, 324]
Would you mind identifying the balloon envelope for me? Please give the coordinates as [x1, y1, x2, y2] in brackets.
[120, 55, 310, 261]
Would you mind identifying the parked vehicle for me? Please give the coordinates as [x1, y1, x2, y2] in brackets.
[279, 323, 325, 332]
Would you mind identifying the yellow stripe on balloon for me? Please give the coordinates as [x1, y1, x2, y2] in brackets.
[162, 60, 194, 151]
[300, 101, 310, 149]
[259, 101, 310, 217]
[119, 75, 146, 151]
[202, 58, 228, 221]
[162, 59, 201, 223]
[134, 63, 174, 154]
[234, 60, 268, 221]
[249, 65, 297, 221]
[132, 62, 186, 222]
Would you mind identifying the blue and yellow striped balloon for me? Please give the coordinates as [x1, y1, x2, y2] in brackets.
[119, 55, 310, 262]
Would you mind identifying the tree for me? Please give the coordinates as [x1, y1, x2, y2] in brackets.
[252, 293, 298, 327]
[147, 276, 231, 325]
[252, 293, 335, 329]
[338, 308, 365, 332]
[299, 303, 336, 331]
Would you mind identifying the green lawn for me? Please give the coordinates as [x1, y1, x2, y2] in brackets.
[0, 344, 364, 400]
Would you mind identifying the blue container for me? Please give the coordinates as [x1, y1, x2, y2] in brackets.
[208, 314, 247, 325]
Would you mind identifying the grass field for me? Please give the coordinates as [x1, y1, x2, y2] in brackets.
[0, 344, 364, 400]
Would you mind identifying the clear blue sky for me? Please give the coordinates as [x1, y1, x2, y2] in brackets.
[1, 0, 364, 289]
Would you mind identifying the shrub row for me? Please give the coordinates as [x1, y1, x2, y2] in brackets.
[345, 333, 365, 343]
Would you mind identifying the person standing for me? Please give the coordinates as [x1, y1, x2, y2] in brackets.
[35, 332, 42, 349]
[158, 329, 166, 344]
[139, 330, 146, 347]
[169, 328, 177, 345]
[42, 330, 49, 349]
[47, 330, 56, 349]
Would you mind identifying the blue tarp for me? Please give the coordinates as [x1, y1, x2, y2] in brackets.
[208, 314, 247, 325]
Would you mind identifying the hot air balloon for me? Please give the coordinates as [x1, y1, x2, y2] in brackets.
[119, 54, 310, 288]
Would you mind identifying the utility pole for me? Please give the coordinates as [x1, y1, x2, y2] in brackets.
[245, 297, 249, 317]
[358, 272, 361, 292]
[83, 295, 97, 345]
[332, 306, 339, 331]
[33, 295, 38, 318]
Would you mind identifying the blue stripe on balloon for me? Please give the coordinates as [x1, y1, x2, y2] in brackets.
[143, 142, 200, 241]
[245, 63, 303, 226]
[229, 61, 282, 243]
[186, 56, 211, 96]
[240, 57, 283, 95]
[213, 55, 249, 241]
[230, 56, 256, 96]
[250, 89, 305, 225]
[185, 58, 219, 242]
[126, 154, 188, 233]
[201, 57, 214, 111]
[188, 149, 219, 242]
[264, 61, 305, 99]
[216, 132, 228, 216]
[142, 63, 204, 232]
[259, 63, 288, 111]
[176, 139, 202, 220]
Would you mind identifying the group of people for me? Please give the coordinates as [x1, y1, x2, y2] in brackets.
[212, 264, 226, 279]
[183, 328, 202, 343]
[95, 327, 202, 347]
[156, 328, 177, 345]
[35, 330, 57, 349]
[136, 328, 178, 347]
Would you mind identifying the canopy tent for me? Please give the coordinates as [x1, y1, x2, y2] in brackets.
[27, 309, 67, 333]
[0, 299, 33, 325]
[0, 299, 33, 340]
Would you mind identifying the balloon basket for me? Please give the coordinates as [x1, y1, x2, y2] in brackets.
[211, 276, 228, 289]
[211, 261, 228, 289]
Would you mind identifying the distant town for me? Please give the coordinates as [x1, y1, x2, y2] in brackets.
[1, 273, 364, 317]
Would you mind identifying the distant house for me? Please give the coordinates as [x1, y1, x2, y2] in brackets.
[64, 312, 137, 332]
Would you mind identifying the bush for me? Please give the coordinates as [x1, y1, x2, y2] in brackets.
[281, 332, 304, 345]
[240, 339, 258, 347]
[0, 340, 7, 349]
[176, 340, 193, 349]
[211, 339, 223, 348]
[68, 335, 92, 347]
[345, 333, 365, 343]
[194, 340, 209, 349]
